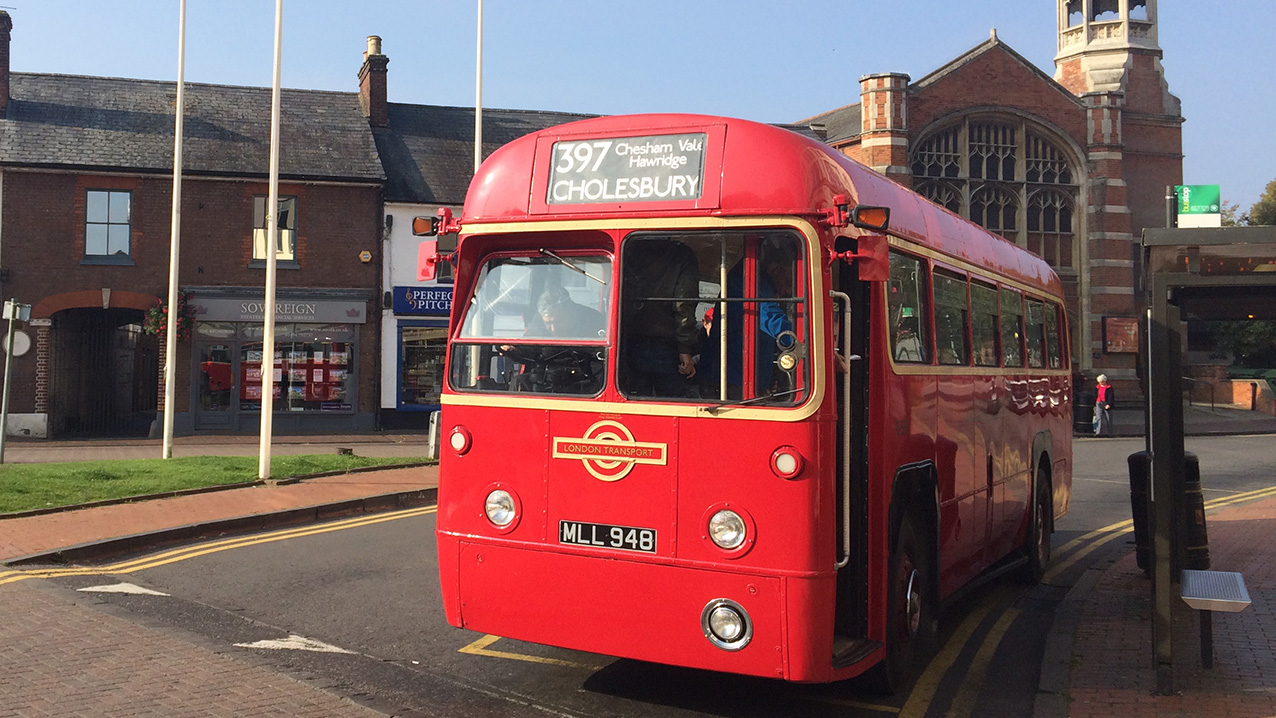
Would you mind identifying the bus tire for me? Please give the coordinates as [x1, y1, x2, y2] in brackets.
[874, 515, 937, 694]
[1021, 467, 1053, 584]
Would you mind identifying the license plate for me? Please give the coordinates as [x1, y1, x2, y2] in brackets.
[559, 520, 656, 553]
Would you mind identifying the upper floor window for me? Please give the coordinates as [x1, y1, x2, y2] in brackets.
[911, 116, 1080, 271]
[253, 196, 297, 263]
[85, 189, 132, 259]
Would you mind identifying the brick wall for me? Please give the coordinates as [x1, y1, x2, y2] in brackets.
[1, 169, 381, 417]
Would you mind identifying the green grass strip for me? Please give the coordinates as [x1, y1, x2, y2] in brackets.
[0, 455, 428, 514]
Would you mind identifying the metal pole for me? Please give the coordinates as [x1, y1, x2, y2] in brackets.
[258, 0, 284, 480]
[162, 0, 188, 459]
[0, 302, 16, 464]
[474, 0, 483, 173]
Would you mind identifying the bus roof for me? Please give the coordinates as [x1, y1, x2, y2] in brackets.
[461, 113, 1062, 296]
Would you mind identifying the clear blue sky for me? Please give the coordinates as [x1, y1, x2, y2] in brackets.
[7, 1, 1275, 211]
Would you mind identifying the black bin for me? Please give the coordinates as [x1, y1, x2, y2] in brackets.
[1074, 392, 1095, 433]
[1127, 451, 1210, 576]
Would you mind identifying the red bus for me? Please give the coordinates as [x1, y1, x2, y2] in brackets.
[422, 114, 1072, 689]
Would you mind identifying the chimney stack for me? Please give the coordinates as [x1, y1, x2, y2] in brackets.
[358, 35, 389, 128]
[0, 11, 13, 117]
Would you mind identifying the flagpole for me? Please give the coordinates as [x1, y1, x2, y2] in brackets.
[474, 0, 483, 173]
[161, 0, 187, 459]
[259, 0, 284, 480]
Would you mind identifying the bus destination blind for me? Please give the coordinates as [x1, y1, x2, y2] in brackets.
[547, 133, 707, 205]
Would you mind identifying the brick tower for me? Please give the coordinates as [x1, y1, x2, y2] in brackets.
[1054, 0, 1182, 383]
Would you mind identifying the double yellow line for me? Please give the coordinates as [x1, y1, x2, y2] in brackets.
[0, 505, 438, 587]
[897, 482, 1276, 718]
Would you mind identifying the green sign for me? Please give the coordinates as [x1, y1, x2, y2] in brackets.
[1176, 185, 1221, 215]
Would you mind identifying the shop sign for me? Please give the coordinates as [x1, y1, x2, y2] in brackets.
[192, 297, 367, 324]
[394, 286, 453, 315]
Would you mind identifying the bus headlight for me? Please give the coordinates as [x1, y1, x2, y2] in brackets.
[701, 599, 753, 650]
[484, 490, 516, 527]
[708, 509, 747, 550]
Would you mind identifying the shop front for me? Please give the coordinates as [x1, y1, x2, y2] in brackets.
[189, 289, 373, 433]
[381, 285, 450, 429]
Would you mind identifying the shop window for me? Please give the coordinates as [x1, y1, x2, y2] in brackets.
[239, 323, 355, 412]
[400, 324, 448, 408]
[253, 195, 297, 264]
[84, 189, 133, 262]
[889, 251, 930, 364]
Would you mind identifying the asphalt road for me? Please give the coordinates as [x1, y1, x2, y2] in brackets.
[42, 434, 1276, 717]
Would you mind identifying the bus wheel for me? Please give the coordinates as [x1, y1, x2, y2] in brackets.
[1021, 469, 1052, 584]
[875, 516, 936, 694]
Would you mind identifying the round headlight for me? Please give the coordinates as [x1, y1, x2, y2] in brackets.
[701, 599, 753, 651]
[708, 509, 747, 550]
[484, 489, 516, 527]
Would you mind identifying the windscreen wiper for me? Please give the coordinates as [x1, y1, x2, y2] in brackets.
[540, 249, 606, 285]
[704, 388, 803, 415]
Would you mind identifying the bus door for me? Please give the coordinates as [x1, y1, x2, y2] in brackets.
[832, 236, 873, 648]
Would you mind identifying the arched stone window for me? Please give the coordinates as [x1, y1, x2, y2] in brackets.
[910, 115, 1080, 270]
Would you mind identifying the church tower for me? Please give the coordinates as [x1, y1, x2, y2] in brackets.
[1054, 0, 1179, 116]
[1054, 0, 1182, 384]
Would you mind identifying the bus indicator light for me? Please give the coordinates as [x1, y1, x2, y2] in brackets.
[449, 426, 472, 455]
[771, 447, 805, 479]
[708, 509, 747, 550]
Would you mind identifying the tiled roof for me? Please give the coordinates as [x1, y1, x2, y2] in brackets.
[1, 72, 384, 182]
[375, 104, 594, 204]
[795, 103, 862, 145]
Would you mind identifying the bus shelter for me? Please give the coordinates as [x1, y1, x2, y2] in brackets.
[1141, 224, 1276, 693]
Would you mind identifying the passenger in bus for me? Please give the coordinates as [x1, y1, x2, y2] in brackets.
[893, 317, 924, 362]
[698, 241, 795, 398]
[620, 239, 701, 397]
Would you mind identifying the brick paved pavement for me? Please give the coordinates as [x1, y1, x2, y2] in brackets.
[0, 581, 384, 717]
[1064, 496, 1276, 718]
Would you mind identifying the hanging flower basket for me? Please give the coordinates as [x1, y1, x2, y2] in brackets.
[142, 292, 195, 342]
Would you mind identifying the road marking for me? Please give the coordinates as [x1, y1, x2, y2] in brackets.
[799, 695, 901, 713]
[0, 505, 438, 586]
[945, 607, 1020, 718]
[77, 582, 169, 596]
[899, 588, 1008, 718]
[458, 634, 606, 671]
[235, 634, 354, 654]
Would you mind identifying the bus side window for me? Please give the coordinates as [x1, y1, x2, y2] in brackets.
[888, 251, 930, 364]
[1044, 302, 1063, 369]
[1025, 299, 1046, 369]
[971, 280, 1000, 367]
[1000, 287, 1024, 368]
[932, 270, 970, 366]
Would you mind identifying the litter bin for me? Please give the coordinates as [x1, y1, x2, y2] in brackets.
[1127, 450, 1210, 577]
[1074, 391, 1095, 434]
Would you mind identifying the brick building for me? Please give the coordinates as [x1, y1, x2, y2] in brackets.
[802, 0, 1181, 385]
[0, 10, 384, 437]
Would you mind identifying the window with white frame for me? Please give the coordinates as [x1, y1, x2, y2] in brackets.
[253, 195, 297, 262]
[85, 189, 132, 258]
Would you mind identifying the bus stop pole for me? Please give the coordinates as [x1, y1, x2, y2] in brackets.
[1148, 274, 1184, 694]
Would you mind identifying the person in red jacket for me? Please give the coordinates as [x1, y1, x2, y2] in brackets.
[1094, 374, 1114, 437]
